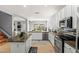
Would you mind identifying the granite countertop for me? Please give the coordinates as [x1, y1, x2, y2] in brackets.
[29, 31, 49, 33]
[51, 32, 76, 48]
[49, 32, 57, 35]
[65, 40, 76, 49]
[49, 32, 76, 49]
[8, 34, 32, 42]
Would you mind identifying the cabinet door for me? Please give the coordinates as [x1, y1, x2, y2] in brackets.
[56, 12, 60, 28]
[51, 33, 54, 46]
[10, 42, 25, 53]
[64, 43, 72, 53]
[66, 6, 72, 17]
[26, 39, 30, 52]
[10, 42, 18, 53]
[49, 33, 54, 46]
[60, 8, 65, 20]
[71, 6, 77, 29]
[25, 36, 32, 53]
[17, 43, 25, 53]
[64, 46, 72, 53]
[64, 43, 76, 53]
[32, 33, 42, 40]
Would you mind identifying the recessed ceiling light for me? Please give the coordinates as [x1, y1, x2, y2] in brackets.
[44, 5, 48, 7]
[23, 5, 27, 7]
[34, 12, 40, 14]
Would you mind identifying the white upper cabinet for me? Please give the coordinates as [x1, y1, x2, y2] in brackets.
[60, 8, 65, 20]
[48, 5, 78, 29]
[66, 6, 72, 17]
[71, 6, 77, 29]
[48, 14, 57, 29]
[52, 14, 59, 29]
[56, 12, 60, 28]
[60, 5, 77, 29]
[77, 6, 79, 14]
[60, 5, 72, 20]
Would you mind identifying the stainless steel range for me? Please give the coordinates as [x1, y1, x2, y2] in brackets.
[54, 36, 64, 53]
[54, 34, 76, 53]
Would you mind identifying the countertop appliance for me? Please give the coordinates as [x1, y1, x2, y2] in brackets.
[59, 16, 73, 28]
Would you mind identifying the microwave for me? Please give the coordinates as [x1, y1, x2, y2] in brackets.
[59, 16, 73, 28]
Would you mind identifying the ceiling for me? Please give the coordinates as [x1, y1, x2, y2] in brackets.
[0, 5, 65, 20]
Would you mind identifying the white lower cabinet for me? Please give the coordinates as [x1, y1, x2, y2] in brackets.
[49, 33, 55, 46]
[25, 35, 32, 53]
[10, 42, 26, 53]
[10, 36, 32, 53]
[31, 33, 42, 41]
[64, 43, 76, 53]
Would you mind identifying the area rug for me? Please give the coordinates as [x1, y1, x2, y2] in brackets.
[28, 47, 38, 53]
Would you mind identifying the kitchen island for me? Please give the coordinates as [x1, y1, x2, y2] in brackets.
[0, 33, 32, 53]
[30, 31, 49, 41]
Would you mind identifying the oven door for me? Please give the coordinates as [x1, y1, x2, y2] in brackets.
[54, 36, 62, 53]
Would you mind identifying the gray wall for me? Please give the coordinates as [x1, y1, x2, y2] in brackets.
[0, 11, 12, 36]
